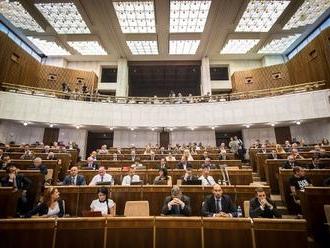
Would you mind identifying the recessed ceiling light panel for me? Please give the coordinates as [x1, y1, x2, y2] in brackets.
[126, 40, 158, 55]
[169, 40, 200, 54]
[258, 34, 300, 54]
[220, 39, 260, 54]
[67, 41, 107, 55]
[28, 37, 70, 56]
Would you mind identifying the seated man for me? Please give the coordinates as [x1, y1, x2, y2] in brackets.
[89, 166, 112, 186]
[20, 145, 35, 160]
[122, 165, 141, 185]
[201, 158, 218, 169]
[289, 166, 312, 215]
[131, 157, 143, 167]
[28, 157, 48, 175]
[249, 187, 281, 218]
[282, 155, 299, 169]
[291, 149, 304, 159]
[201, 184, 236, 217]
[98, 145, 108, 155]
[176, 157, 192, 170]
[165, 152, 176, 161]
[181, 167, 199, 183]
[202, 151, 209, 160]
[198, 165, 216, 186]
[161, 185, 191, 216]
[84, 156, 98, 170]
[63, 166, 86, 185]
[309, 156, 327, 169]
[156, 158, 167, 170]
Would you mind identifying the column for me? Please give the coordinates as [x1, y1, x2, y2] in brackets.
[116, 58, 129, 97]
[200, 56, 212, 95]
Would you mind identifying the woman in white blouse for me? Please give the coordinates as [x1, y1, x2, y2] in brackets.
[90, 187, 116, 216]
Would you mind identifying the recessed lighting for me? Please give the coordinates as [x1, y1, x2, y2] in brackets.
[296, 121, 301, 125]
[235, 0, 290, 32]
[113, 1, 156, 33]
[76, 125, 80, 129]
[169, 40, 200, 54]
[220, 39, 259, 54]
[126, 41, 158, 55]
[151, 128, 155, 131]
[49, 124, 54, 128]
[0, 1, 44, 32]
[23, 122, 28, 126]
[170, 0, 212, 33]
[283, 0, 330, 30]
[270, 123, 275, 127]
[258, 34, 301, 54]
[109, 127, 114, 130]
[244, 124, 251, 128]
[130, 127, 135, 131]
[28, 37, 70, 56]
[169, 128, 174, 131]
[211, 126, 215, 130]
[190, 127, 195, 131]
[35, 2, 90, 34]
[67, 41, 107, 55]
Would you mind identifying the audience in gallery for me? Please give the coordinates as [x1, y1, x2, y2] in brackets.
[89, 166, 113, 186]
[121, 165, 141, 185]
[161, 185, 191, 216]
[26, 187, 64, 218]
[201, 184, 237, 217]
[90, 187, 116, 216]
[62, 166, 86, 186]
[154, 168, 172, 185]
[249, 187, 281, 219]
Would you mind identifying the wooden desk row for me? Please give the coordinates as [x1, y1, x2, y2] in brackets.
[77, 169, 253, 186]
[95, 153, 236, 160]
[78, 159, 242, 169]
[266, 159, 330, 193]
[0, 217, 308, 248]
[41, 185, 269, 217]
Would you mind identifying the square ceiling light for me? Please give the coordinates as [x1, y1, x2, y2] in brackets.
[170, 0, 212, 33]
[0, 1, 43, 32]
[126, 41, 158, 55]
[35, 2, 90, 34]
[258, 34, 301, 54]
[220, 39, 260, 54]
[169, 40, 200, 54]
[283, 0, 330, 30]
[67, 41, 107, 55]
[28, 37, 70, 56]
[235, 0, 290, 32]
[113, 1, 156, 33]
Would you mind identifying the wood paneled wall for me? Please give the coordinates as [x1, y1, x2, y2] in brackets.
[0, 32, 98, 91]
[231, 64, 291, 92]
[0, 32, 40, 86]
[232, 27, 330, 92]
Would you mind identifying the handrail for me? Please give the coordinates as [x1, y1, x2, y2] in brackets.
[0, 80, 327, 104]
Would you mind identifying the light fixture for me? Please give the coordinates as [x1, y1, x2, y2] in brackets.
[211, 126, 215, 130]
[190, 127, 195, 130]
[169, 40, 200, 54]
[28, 37, 70, 56]
[258, 34, 300, 54]
[220, 39, 259, 54]
[76, 125, 80, 129]
[109, 127, 114, 130]
[0, 1, 44, 32]
[35, 2, 90, 34]
[130, 127, 135, 131]
[151, 128, 155, 131]
[113, 1, 156, 33]
[283, 0, 330, 30]
[270, 123, 275, 127]
[49, 124, 54, 128]
[170, 0, 212, 33]
[235, 0, 290, 32]
[23, 122, 28, 126]
[244, 124, 251, 128]
[296, 121, 301, 125]
[126, 41, 158, 55]
[67, 41, 107, 55]
[169, 128, 174, 131]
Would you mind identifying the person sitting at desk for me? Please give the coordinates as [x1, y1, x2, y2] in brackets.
[26, 187, 64, 218]
[20, 145, 35, 160]
[89, 167, 112, 186]
[161, 186, 191, 216]
[181, 167, 199, 184]
[154, 168, 172, 185]
[198, 165, 216, 186]
[165, 152, 176, 161]
[219, 143, 227, 160]
[98, 145, 108, 155]
[156, 158, 167, 170]
[46, 152, 57, 160]
[201, 184, 237, 217]
[282, 155, 299, 169]
[291, 149, 304, 160]
[84, 156, 98, 170]
[63, 166, 86, 185]
[181, 149, 194, 161]
[249, 187, 281, 218]
[176, 157, 192, 170]
[28, 157, 48, 176]
[122, 165, 141, 185]
[90, 187, 115, 216]
[131, 157, 143, 167]
[201, 158, 217, 169]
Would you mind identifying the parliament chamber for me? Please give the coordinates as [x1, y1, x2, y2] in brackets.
[0, 0, 330, 247]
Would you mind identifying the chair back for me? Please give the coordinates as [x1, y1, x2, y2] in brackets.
[124, 201, 150, 216]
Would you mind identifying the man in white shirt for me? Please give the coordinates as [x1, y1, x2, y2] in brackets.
[166, 152, 176, 161]
[89, 166, 112, 185]
[199, 165, 216, 186]
[122, 165, 140, 185]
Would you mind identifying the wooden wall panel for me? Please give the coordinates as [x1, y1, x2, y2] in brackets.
[0, 32, 40, 86]
[231, 63, 291, 92]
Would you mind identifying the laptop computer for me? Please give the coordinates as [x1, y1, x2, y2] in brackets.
[182, 179, 202, 185]
[96, 181, 112, 185]
[82, 211, 102, 217]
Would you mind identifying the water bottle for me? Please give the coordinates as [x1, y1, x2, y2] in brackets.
[237, 206, 243, 218]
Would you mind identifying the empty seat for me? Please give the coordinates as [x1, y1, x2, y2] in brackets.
[124, 201, 150, 216]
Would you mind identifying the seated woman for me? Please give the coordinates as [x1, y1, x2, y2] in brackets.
[26, 187, 64, 217]
[154, 168, 172, 186]
[181, 149, 194, 161]
[219, 143, 227, 160]
[90, 187, 115, 216]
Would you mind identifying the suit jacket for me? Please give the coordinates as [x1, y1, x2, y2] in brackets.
[84, 162, 99, 170]
[249, 197, 281, 218]
[161, 195, 192, 216]
[26, 199, 64, 217]
[176, 162, 192, 169]
[28, 164, 48, 175]
[201, 163, 218, 169]
[0, 174, 32, 190]
[181, 175, 199, 183]
[63, 174, 86, 185]
[156, 164, 168, 170]
[283, 161, 299, 169]
[201, 194, 237, 217]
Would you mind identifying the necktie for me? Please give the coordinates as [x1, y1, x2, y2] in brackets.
[130, 175, 133, 184]
[205, 176, 211, 185]
[101, 176, 104, 182]
[71, 176, 75, 185]
[174, 204, 180, 215]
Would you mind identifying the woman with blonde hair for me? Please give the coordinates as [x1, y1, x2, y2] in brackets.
[275, 144, 286, 154]
[181, 149, 194, 161]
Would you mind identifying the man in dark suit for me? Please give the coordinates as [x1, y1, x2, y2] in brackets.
[161, 186, 191, 216]
[201, 184, 237, 217]
[84, 156, 98, 170]
[156, 158, 168, 170]
[282, 155, 299, 169]
[181, 167, 199, 184]
[176, 157, 192, 170]
[63, 166, 86, 185]
[28, 157, 48, 175]
[201, 158, 218, 169]
[249, 187, 281, 218]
